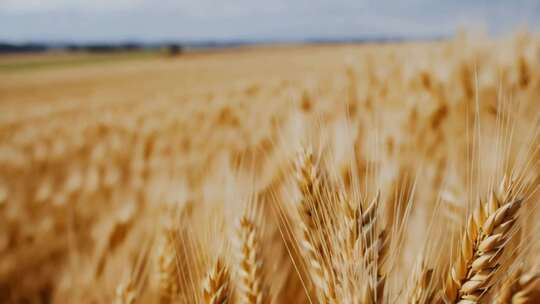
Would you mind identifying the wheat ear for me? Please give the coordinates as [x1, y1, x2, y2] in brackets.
[496, 269, 540, 304]
[157, 228, 179, 303]
[235, 215, 268, 304]
[339, 188, 386, 303]
[362, 229, 387, 304]
[356, 194, 386, 304]
[407, 263, 435, 304]
[113, 280, 137, 304]
[443, 186, 522, 303]
[340, 192, 360, 258]
[202, 258, 231, 304]
[295, 147, 338, 303]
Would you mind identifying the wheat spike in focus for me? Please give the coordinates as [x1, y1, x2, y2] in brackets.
[443, 181, 523, 303]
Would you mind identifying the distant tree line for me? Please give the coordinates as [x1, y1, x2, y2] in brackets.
[0, 42, 184, 55]
[0, 37, 446, 55]
[0, 43, 48, 54]
[65, 43, 142, 53]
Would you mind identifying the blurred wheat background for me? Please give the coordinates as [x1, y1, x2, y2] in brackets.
[1, 30, 540, 303]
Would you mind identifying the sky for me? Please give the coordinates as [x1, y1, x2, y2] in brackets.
[1, 0, 539, 43]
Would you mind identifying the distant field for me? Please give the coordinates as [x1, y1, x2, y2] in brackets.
[0, 50, 162, 73]
[0, 43, 374, 115]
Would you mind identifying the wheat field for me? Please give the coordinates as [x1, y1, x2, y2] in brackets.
[1, 33, 540, 303]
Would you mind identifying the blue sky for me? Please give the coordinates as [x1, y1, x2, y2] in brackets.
[1, 0, 539, 42]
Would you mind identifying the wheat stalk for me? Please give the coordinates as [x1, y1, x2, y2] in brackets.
[442, 181, 522, 303]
